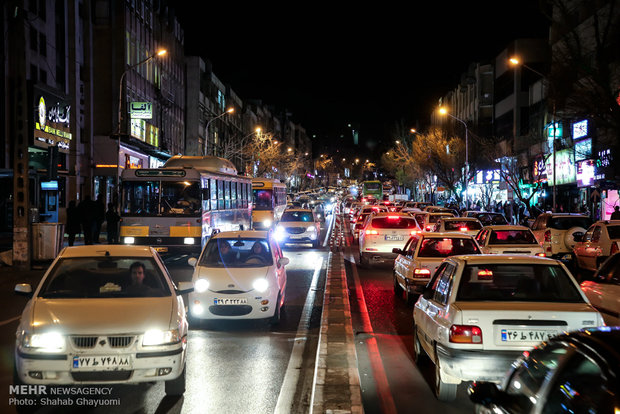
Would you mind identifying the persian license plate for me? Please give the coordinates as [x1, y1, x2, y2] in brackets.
[214, 298, 248, 305]
[385, 235, 404, 241]
[72, 355, 131, 370]
[500, 329, 556, 342]
[154, 247, 168, 252]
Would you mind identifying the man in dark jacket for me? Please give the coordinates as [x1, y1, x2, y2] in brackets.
[105, 203, 120, 244]
[93, 195, 105, 243]
[66, 200, 82, 246]
[78, 195, 96, 245]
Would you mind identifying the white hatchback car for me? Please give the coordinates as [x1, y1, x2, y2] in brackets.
[188, 230, 289, 324]
[412, 212, 457, 232]
[580, 253, 620, 326]
[475, 225, 545, 256]
[274, 208, 321, 248]
[358, 212, 421, 267]
[573, 220, 620, 272]
[432, 217, 483, 237]
[393, 233, 482, 304]
[14, 245, 191, 395]
[413, 255, 604, 401]
[531, 213, 592, 261]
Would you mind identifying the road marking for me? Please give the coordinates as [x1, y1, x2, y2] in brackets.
[0, 316, 21, 327]
[274, 253, 324, 414]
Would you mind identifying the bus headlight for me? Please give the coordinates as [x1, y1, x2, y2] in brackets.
[194, 278, 210, 293]
[262, 219, 273, 227]
[253, 278, 269, 292]
[184, 238, 195, 245]
[124, 237, 135, 245]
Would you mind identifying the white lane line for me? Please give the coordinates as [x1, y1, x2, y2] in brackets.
[322, 213, 335, 247]
[274, 254, 324, 414]
[0, 316, 21, 327]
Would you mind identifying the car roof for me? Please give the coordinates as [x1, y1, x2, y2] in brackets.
[284, 208, 313, 213]
[441, 217, 480, 221]
[419, 232, 475, 239]
[372, 212, 415, 217]
[483, 225, 532, 231]
[59, 245, 157, 258]
[541, 213, 589, 217]
[446, 254, 559, 265]
[212, 230, 269, 239]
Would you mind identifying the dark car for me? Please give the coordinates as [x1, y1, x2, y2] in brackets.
[469, 326, 620, 414]
[464, 211, 509, 226]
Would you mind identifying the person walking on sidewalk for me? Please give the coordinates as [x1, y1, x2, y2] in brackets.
[105, 202, 120, 244]
[66, 200, 82, 246]
[78, 195, 96, 245]
[93, 195, 106, 243]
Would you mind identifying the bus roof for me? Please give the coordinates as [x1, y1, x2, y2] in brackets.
[163, 155, 237, 175]
[252, 178, 286, 188]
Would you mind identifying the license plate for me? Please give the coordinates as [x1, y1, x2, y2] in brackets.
[72, 355, 131, 370]
[385, 235, 404, 241]
[154, 247, 168, 252]
[500, 329, 556, 342]
[214, 298, 248, 305]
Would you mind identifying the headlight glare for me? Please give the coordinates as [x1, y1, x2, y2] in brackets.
[194, 278, 210, 293]
[252, 278, 269, 292]
[262, 219, 273, 227]
[142, 329, 180, 346]
[124, 237, 135, 244]
[184, 237, 195, 245]
[23, 332, 65, 352]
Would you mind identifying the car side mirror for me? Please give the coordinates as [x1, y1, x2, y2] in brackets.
[176, 281, 194, 295]
[15, 284, 33, 297]
[278, 257, 290, 267]
[187, 257, 198, 267]
[392, 248, 403, 255]
[468, 381, 504, 407]
[422, 286, 434, 300]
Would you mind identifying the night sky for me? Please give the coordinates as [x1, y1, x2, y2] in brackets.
[176, 2, 551, 158]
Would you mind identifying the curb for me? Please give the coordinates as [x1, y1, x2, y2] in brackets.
[312, 211, 363, 413]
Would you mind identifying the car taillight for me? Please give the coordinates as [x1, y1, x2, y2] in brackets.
[611, 242, 619, 255]
[357, 216, 364, 222]
[365, 229, 378, 235]
[544, 230, 551, 242]
[425, 225, 432, 231]
[413, 268, 431, 277]
[449, 325, 482, 344]
[536, 253, 546, 257]
[459, 227, 468, 232]
[410, 230, 420, 236]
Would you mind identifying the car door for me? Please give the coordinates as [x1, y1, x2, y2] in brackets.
[574, 225, 594, 268]
[271, 237, 287, 293]
[394, 237, 413, 281]
[584, 226, 602, 270]
[475, 229, 489, 253]
[415, 262, 449, 357]
[590, 255, 620, 326]
[400, 237, 418, 284]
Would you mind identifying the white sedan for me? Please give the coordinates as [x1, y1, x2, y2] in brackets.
[432, 217, 483, 237]
[475, 225, 545, 256]
[358, 212, 422, 267]
[580, 252, 620, 326]
[188, 230, 289, 324]
[14, 245, 191, 395]
[413, 255, 604, 402]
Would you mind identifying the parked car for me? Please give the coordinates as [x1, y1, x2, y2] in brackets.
[469, 326, 620, 414]
[475, 225, 545, 256]
[432, 217, 483, 237]
[274, 208, 321, 247]
[413, 255, 605, 401]
[358, 212, 421, 267]
[580, 252, 620, 326]
[392, 232, 481, 304]
[531, 213, 592, 262]
[13, 245, 192, 395]
[572, 220, 620, 273]
[187, 230, 289, 324]
[463, 211, 509, 226]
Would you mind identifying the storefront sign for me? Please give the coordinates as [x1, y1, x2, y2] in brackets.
[576, 159, 596, 187]
[545, 122, 562, 138]
[33, 88, 72, 152]
[532, 157, 547, 182]
[574, 138, 592, 162]
[130, 102, 153, 119]
[475, 170, 500, 184]
[572, 120, 588, 139]
[545, 149, 576, 186]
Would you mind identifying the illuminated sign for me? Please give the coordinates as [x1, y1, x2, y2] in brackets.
[131, 119, 146, 141]
[34, 90, 72, 150]
[545, 149, 576, 186]
[130, 102, 153, 119]
[576, 160, 596, 187]
[572, 120, 588, 139]
[533, 157, 547, 182]
[135, 169, 186, 177]
[574, 139, 592, 162]
[475, 170, 501, 184]
[545, 122, 562, 139]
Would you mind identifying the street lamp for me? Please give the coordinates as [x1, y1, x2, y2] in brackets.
[115, 48, 166, 203]
[439, 106, 470, 208]
[204, 107, 234, 156]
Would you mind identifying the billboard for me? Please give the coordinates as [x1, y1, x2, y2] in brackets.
[545, 149, 575, 186]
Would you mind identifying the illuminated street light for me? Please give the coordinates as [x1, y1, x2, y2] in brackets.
[509, 56, 545, 77]
[410, 128, 417, 134]
[204, 107, 235, 156]
[439, 106, 469, 207]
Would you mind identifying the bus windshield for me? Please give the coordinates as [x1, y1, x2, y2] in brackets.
[122, 180, 201, 217]
[253, 189, 273, 210]
[364, 182, 381, 191]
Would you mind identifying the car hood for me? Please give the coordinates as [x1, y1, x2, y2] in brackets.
[28, 297, 174, 334]
[195, 266, 270, 292]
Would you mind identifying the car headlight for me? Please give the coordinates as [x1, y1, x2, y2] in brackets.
[142, 329, 180, 346]
[274, 226, 285, 241]
[184, 237, 195, 245]
[194, 278, 210, 293]
[262, 219, 273, 227]
[252, 278, 269, 292]
[22, 332, 65, 352]
[124, 236, 135, 244]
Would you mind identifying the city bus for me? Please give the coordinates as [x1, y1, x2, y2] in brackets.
[252, 178, 287, 229]
[120, 155, 252, 254]
[362, 180, 383, 200]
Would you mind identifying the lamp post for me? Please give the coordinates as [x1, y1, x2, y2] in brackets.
[204, 107, 234, 156]
[439, 107, 469, 208]
[115, 49, 166, 203]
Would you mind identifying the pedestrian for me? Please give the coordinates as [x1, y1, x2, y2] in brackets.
[611, 206, 620, 220]
[78, 195, 96, 245]
[504, 201, 513, 224]
[105, 203, 120, 244]
[93, 195, 105, 243]
[66, 200, 82, 246]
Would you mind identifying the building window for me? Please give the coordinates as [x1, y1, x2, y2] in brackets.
[30, 27, 38, 51]
[30, 64, 38, 83]
[39, 68, 47, 85]
[39, 33, 47, 57]
[38, 0, 46, 20]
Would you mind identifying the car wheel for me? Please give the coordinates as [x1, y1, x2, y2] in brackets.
[393, 273, 403, 296]
[359, 252, 368, 268]
[413, 326, 429, 367]
[434, 355, 458, 401]
[165, 365, 186, 396]
[405, 289, 417, 306]
[269, 293, 282, 325]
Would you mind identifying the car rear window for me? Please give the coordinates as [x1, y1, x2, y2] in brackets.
[456, 264, 584, 302]
[489, 230, 537, 244]
[548, 217, 592, 230]
[607, 225, 620, 239]
[444, 221, 482, 231]
[428, 214, 454, 224]
[371, 216, 419, 229]
[417, 237, 481, 257]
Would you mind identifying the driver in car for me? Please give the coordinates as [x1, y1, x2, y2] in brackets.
[246, 241, 269, 264]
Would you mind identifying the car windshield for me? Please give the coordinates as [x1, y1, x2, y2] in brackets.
[548, 217, 592, 230]
[371, 216, 419, 229]
[456, 264, 584, 302]
[38, 257, 170, 298]
[198, 238, 272, 267]
[489, 230, 537, 244]
[281, 211, 314, 222]
[417, 238, 481, 257]
[606, 225, 620, 239]
[444, 221, 482, 231]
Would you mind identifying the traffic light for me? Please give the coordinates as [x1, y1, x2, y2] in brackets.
[47, 145, 58, 180]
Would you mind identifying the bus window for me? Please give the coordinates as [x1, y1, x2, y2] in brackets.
[122, 181, 160, 216]
[224, 181, 231, 209]
[238, 182, 245, 208]
[231, 181, 237, 209]
[201, 179, 210, 210]
[254, 189, 273, 210]
[210, 178, 217, 210]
